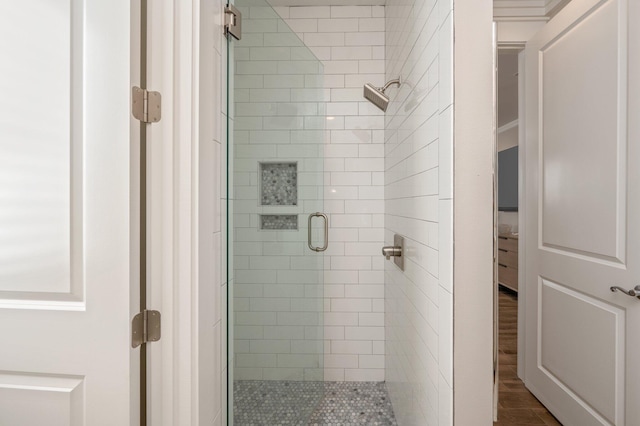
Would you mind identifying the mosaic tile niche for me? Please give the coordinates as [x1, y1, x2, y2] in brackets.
[260, 214, 298, 230]
[260, 162, 297, 206]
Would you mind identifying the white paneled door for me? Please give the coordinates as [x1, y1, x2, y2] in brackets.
[524, 0, 640, 424]
[0, 0, 137, 425]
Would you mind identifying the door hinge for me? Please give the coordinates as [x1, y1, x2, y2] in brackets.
[225, 4, 242, 40]
[132, 87, 162, 123]
[132, 310, 161, 348]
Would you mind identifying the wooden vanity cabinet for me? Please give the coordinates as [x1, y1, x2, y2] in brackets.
[498, 233, 518, 292]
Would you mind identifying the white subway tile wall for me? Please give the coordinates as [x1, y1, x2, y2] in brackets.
[277, 5, 387, 383]
[384, 0, 454, 425]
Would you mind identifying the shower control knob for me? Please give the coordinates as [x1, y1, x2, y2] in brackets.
[381, 246, 402, 260]
[381, 234, 405, 271]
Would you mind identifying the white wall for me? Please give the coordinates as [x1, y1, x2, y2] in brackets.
[453, 0, 494, 423]
[383, 0, 454, 424]
[498, 211, 518, 233]
[498, 121, 518, 151]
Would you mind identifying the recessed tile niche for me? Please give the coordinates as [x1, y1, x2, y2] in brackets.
[260, 214, 298, 230]
[260, 162, 297, 206]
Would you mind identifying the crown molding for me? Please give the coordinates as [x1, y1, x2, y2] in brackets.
[494, 0, 570, 19]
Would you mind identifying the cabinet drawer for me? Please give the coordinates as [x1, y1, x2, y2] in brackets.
[498, 236, 518, 252]
[498, 264, 518, 291]
[498, 249, 518, 268]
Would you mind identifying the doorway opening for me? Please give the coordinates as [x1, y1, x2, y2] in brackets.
[494, 47, 560, 426]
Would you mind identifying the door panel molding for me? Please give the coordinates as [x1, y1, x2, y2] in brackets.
[537, 0, 626, 264]
[0, 372, 85, 426]
[537, 278, 624, 424]
[0, 0, 86, 304]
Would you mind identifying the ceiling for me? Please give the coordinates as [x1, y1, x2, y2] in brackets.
[494, 0, 570, 18]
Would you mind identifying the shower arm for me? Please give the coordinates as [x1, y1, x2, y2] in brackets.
[380, 78, 401, 93]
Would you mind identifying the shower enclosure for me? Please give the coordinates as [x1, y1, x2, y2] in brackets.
[226, 0, 328, 423]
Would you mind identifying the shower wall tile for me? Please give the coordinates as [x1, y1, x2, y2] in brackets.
[359, 313, 384, 326]
[323, 60, 360, 75]
[289, 6, 330, 19]
[330, 214, 372, 228]
[359, 18, 385, 32]
[303, 33, 345, 47]
[385, 0, 454, 425]
[330, 6, 372, 18]
[331, 46, 372, 60]
[331, 340, 372, 354]
[346, 32, 385, 46]
[318, 18, 359, 33]
[345, 368, 384, 382]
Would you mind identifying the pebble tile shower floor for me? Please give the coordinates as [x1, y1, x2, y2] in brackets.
[233, 381, 397, 425]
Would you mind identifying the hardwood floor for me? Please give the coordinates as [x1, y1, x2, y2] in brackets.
[494, 288, 562, 426]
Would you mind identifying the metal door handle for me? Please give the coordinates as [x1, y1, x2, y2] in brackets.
[610, 285, 640, 299]
[308, 212, 328, 252]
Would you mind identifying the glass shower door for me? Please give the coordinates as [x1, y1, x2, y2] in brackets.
[226, 0, 327, 423]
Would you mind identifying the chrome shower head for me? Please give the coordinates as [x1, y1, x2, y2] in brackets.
[363, 78, 401, 112]
[364, 83, 390, 112]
